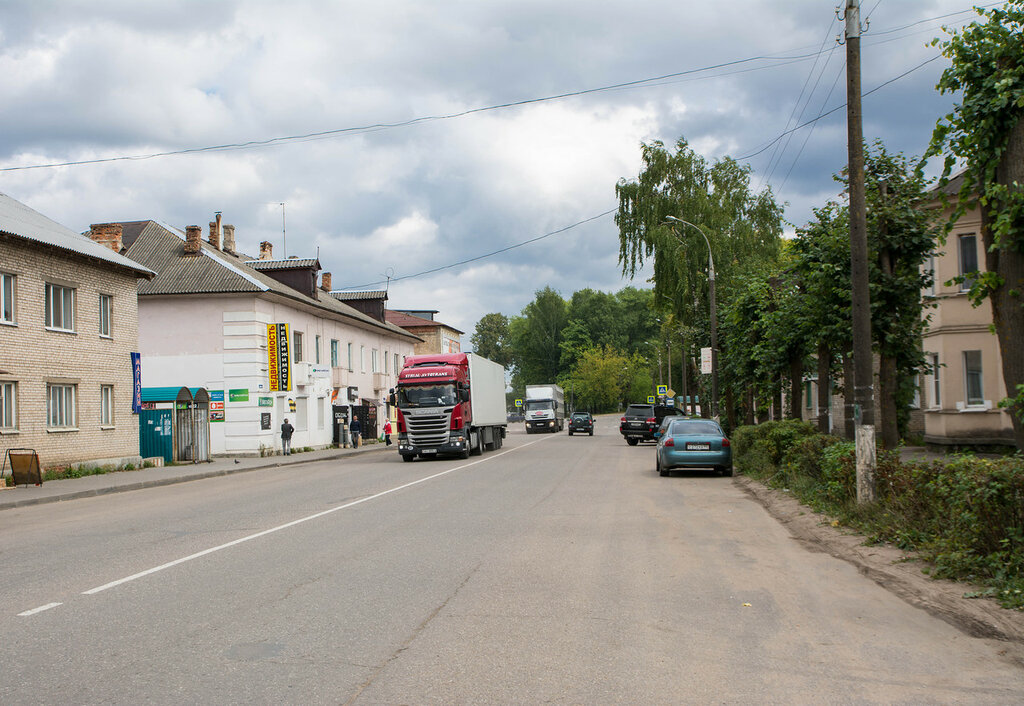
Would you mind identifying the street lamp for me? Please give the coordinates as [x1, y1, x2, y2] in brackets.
[664, 216, 718, 419]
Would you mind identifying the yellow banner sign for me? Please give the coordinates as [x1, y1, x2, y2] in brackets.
[267, 323, 291, 392]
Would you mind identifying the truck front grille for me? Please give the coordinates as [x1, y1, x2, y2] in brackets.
[406, 412, 450, 446]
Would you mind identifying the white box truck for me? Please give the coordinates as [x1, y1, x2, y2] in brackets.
[524, 384, 565, 433]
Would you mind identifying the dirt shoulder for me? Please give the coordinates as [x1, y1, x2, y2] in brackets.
[736, 475, 1024, 645]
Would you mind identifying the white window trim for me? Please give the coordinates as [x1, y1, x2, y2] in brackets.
[99, 293, 113, 338]
[100, 385, 114, 427]
[47, 383, 77, 430]
[929, 353, 941, 409]
[45, 283, 76, 333]
[961, 350, 985, 409]
[958, 234, 978, 293]
[0, 380, 17, 431]
[1, 272, 15, 325]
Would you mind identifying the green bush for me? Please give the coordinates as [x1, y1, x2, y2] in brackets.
[733, 421, 1024, 610]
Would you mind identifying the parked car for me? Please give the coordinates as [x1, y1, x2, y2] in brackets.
[507, 412, 525, 423]
[568, 412, 594, 436]
[655, 417, 732, 477]
[619, 403, 680, 445]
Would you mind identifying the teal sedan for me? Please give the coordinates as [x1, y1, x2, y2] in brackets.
[655, 418, 733, 477]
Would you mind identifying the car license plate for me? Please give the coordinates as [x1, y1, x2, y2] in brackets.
[686, 442, 710, 450]
[422, 449, 437, 454]
[631, 422, 643, 428]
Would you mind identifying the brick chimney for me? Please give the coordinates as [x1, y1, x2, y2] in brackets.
[321, 272, 332, 291]
[185, 225, 203, 255]
[223, 224, 236, 255]
[259, 241, 273, 260]
[208, 212, 222, 250]
[88, 223, 123, 253]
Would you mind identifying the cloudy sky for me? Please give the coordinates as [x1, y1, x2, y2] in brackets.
[0, 0, 993, 340]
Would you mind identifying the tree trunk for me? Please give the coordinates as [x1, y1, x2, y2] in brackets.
[878, 353, 900, 448]
[725, 386, 737, 430]
[789, 354, 803, 420]
[985, 116, 1024, 451]
[817, 341, 831, 434]
[842, 351, 856, 440]
[745, 386, 755, 425]
[773, 383, 783, 421]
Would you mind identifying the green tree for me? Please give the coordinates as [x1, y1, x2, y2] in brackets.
[470, 313, 512, 367]
[615, 137, 784, 416]
[927, 0, 1024, 449]
[567, 345, 651, 413]
[508, 287, 568, 386]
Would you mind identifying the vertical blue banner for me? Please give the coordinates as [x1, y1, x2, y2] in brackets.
[131, 352, 142, 413]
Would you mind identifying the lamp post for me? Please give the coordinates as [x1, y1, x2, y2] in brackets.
[664, 216, 718, 419]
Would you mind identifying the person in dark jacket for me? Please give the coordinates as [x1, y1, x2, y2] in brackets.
[281, 418, 295, 455]
[349, 416, 362, 448]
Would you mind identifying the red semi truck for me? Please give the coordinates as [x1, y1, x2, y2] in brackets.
[395, 353, 507, 461]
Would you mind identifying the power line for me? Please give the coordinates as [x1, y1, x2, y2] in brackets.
[336, 209, 616, 290]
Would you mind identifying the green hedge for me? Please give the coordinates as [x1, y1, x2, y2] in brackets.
[734, 420, 1024, 610]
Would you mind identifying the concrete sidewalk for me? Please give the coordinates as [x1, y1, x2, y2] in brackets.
[0, 443, 393, 511]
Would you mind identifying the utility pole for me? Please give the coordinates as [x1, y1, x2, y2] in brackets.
[844, 0, 876, 502]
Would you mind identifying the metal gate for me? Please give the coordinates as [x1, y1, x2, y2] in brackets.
[139, 408, 173, 464]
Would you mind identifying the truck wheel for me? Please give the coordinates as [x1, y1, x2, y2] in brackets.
[568, 430, 573, 436]
[626, 438, 639, 446]
[470, 432, 483, 456]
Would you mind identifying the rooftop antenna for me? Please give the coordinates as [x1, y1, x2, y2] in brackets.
[383, 267, 394, 294]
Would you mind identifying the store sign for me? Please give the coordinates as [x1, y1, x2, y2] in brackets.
[131, 352, 142, 413]
[258, 396, 274, 407]
[229, 388, 249, 402]
[267, 323, 292, 392]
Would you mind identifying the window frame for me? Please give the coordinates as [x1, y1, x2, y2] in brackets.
[45, 282, 76, 332]
[360, 345, 366, 373]
[1, 272, 15, 325]
[293, 330, 304, 363]
[330, 339, 339, 368]
[47, 383, 77, 429]
[99, 293, 113, 338]
[100, 384, 114, 426]
[371, 348, 379, 373]
[963, 350, 984, 407]
[315, 335, 321, 365]
[958, 234, 978, 292]
[347, 343, 353, 371]
[930, 353, 941, 408]
[0, 381, 16, 430]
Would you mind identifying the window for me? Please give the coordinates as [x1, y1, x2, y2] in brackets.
[924, 251, 936, 296]
[330, 339, 339, 368]
[347, 343, 353, 371]
[315, 335, 321, 365]
[1, 272, 14, 324]
[360, 345, 366, 373]
[47, 384, 77, 428]
[0, 381, 16, 429]
[964, 350, 984, 406]
[45, 283, 75, 331]
[99, 294, 112, 337]
[959, 234, 978, 291]
[295, 396, 308, 431]
[372, 348, 379, 373]
[805, 381, 813, 410]
[100, 385, 114, 425]
[293, 331, 303, 362]
[317, 397, 325, 430]
[930, 353, 941, 407]
[395, 353, 400, 375]
[384, 349, 390, 375]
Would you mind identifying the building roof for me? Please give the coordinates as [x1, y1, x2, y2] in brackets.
[385, 309, 464, 334]
[331, 290, 388, 301]
[246, 258, 321, 271]
[0, 192, 154, 278]
[120, 221, 420, 342]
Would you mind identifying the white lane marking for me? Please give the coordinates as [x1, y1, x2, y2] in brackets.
[83, 438, 545, 596]
[18, 602, 62, 617]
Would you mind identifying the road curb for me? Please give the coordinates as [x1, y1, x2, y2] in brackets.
[0, 444, 391, 511]
[735, 475, 1024, 645]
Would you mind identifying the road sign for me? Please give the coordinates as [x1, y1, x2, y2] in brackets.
[667, 389, 675, 398]
[701, 347, 713, 375]
[656, 384, 668, 396]
[647, 395, 655, 404]
[515, 399, 523, 407]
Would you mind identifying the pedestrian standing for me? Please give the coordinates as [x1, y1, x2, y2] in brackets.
[383, 418, 393, 446]
[280, 418, 295, 455]
[349, 416, 362, 448]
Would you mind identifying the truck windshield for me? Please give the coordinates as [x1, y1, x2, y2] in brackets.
[524, 400, 552, 411]
[398, 384, 457, 407]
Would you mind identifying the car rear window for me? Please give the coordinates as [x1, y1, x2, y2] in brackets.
[668, 420, 723, 435]
[625, 405, 653, 416]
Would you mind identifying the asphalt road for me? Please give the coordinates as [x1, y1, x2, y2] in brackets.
[2, 417, 1023, 704]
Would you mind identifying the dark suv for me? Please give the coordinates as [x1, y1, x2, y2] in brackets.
[568, 412, 594, 436]
[619, 404, 680, 445]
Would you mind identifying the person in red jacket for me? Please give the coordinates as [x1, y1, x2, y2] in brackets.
[383, 418, 393, 446]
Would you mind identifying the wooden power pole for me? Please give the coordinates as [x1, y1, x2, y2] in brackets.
[844, 0, 876, 502]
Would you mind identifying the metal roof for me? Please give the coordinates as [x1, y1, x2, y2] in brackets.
[246, 258, 320, 270]
[0, 192, 154, 278]
[330, 290, 388, 300]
